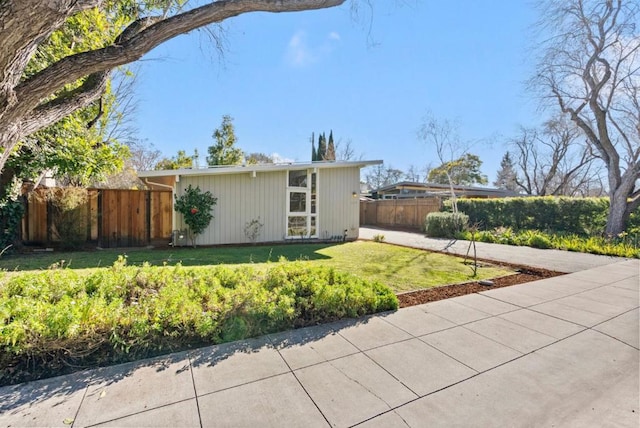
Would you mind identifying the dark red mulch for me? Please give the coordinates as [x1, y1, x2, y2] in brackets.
[397, 266, 564, 308]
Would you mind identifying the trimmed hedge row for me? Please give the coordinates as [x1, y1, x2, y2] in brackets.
[452, 197, 612, 236]
[0, 258, 397, 385]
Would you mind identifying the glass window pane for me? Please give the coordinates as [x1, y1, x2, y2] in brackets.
[289, 192, 306, 212]
[288, 170, 307, 187]
[311, 173, 317, 193]
[310, 216, 317, 236]
[288, 216, 307, 236]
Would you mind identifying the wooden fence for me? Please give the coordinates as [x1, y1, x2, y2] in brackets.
[22, 188, 173, 247]
[360, 198, 441, 230]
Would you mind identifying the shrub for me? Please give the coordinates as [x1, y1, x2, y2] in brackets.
[457, 228, 639, 258]
[0, 259, 398, 385]
[372, 234, 385, 242]
[45, 187, 90, 249]
[425, 212, 469, 238]
[174, 185, 217, 247]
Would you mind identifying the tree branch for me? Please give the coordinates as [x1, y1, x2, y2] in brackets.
[21, 71, 110, 136]
[14, 0, 345, 121]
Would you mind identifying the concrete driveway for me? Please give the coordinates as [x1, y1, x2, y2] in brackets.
[1, 231, 638, 427]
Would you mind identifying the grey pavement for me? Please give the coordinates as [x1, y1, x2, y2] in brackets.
[1, 235, 638, 427]
[360, 226, 625, 272]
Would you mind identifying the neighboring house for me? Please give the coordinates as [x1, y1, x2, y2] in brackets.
[373, 181, 519, 200]
[138, 160, 381, 246]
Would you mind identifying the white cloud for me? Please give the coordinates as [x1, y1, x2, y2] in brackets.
[286, 31, 316, 67]
[285, 31, 341, 68]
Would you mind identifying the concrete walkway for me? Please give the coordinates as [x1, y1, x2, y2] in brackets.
[360, 226, 626, 273]
[1, 237, 638, 427]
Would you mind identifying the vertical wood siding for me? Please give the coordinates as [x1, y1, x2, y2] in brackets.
[318, 167, 360, 240]
[177, 171, 287, 245]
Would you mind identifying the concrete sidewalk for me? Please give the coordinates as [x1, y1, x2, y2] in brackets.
[0, 251, 638, 426]
[360, 226, 626, 273]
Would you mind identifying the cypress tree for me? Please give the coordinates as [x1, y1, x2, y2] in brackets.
[317, 133, 327, 161]
[326, 130, 336, 161]
[311, 132, 317, 161]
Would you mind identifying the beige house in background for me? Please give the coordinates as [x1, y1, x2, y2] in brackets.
[138, 160, 381, 246]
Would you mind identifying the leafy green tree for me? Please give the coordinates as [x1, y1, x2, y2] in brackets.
[494, 152, 518, 191]
[155, 150, 194, 170]
[0, 0, 345, 182]
[428, 153, 488, 186]
[174, 185, 217, 247]
[206, 115, 244, 166]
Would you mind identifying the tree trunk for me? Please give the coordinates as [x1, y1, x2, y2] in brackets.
[606, 192, 629, 237]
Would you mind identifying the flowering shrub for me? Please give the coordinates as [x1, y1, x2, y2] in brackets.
[174, 185, 217, 246]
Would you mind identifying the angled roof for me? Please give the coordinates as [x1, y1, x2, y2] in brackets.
[138, 160, 382, 178]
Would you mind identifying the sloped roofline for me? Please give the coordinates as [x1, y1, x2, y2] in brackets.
[138, 160, 382, 178]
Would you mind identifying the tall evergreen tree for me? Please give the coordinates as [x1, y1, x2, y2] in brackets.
[311, 132, 317, 161]
[206, 115, 244, 166]
[317, 133, 327, 161]
[494, 151, 518, 191]
[326, 130, 336, 161]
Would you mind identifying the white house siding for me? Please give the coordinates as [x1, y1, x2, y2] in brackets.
[318, 166, 361, 240]
[176, 170, 287, 245]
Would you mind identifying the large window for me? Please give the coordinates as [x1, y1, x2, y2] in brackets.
[286, 169, 317, 238]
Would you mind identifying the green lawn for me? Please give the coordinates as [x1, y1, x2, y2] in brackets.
[0, 241, 512, 292]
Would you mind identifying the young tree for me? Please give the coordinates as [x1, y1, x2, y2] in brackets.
[418, 113, 471, 212]
[0, 0, 345, 181]
[427, 153, 488, 186]
[206, 115, 243, 166]
[532, 0, 640, 235]
[494, 152, 518, 191]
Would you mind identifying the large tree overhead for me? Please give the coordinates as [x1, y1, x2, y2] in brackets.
[532, 0, 639, 235]
[0, 0, 346, 181]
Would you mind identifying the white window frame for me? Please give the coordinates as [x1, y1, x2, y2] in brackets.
[286, 169, 318, 238]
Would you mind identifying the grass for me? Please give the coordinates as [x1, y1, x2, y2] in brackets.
[0, 241, 513, 292]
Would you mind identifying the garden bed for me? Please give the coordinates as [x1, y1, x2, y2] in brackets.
[398, 266, 563, 307]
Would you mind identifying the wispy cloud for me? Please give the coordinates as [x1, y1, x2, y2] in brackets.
[285, 31, 341, 67]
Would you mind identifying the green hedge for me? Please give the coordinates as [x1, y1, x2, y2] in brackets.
[0, 258, 397, 385]
[453, 197, 611, 236]
[424, 212, 469, 238]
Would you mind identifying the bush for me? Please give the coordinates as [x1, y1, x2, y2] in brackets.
[455, 197, 611, 236]
[0, 258, 398, 385]
[456, 228, 639, 258]
[424, 212, 469, 238]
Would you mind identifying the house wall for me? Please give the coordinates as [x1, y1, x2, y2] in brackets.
[318, 166, 361, 240]
[175, 165, 362, 245]
[177, 170, 287, 245]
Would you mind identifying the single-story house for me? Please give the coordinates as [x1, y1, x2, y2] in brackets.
[373, 181, 519, 199]
[138, 160, 382, 246]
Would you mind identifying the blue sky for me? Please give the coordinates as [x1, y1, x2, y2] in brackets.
[133, 1, 542, 183]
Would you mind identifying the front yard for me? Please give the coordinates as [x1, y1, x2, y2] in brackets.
[0, 241, 512, 385]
